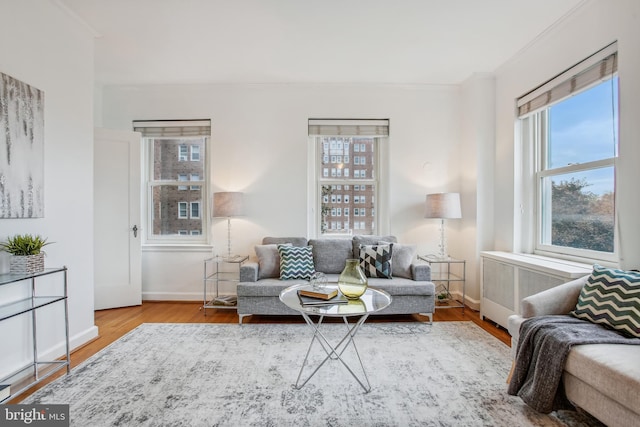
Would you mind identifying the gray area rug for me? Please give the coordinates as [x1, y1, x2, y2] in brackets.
[25, 322, 602, 426]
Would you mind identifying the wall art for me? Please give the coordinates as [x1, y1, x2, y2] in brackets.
[0, 71, 44, 218]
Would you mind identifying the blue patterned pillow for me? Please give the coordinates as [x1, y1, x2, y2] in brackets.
[359, 244, 393, 279]
[570, 264, 640, 338]
[277, 245, 315, 280]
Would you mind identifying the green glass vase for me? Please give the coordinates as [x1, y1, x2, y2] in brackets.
[338, 259, 368, 299]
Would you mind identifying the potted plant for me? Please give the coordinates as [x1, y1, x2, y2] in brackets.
[0, 234, 52, 274]
[436, 291, 449, 305]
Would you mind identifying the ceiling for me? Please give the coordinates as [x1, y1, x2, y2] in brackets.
[58, 0, 586, 86]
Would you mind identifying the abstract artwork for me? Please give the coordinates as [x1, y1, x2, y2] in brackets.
[0, 71, 44, 218]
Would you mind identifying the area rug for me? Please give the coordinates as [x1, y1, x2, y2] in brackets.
[24, 322, 602, 426]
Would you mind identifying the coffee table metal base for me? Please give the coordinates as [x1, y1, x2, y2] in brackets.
[295, 312, 371, 393]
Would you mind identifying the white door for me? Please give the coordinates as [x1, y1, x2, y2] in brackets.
[94, 128, 142, 309]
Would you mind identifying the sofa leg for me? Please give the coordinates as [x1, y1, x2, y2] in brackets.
[238, 314, 250, 325]
[506, 361, 515, 384]
[419, 313, 433, 324]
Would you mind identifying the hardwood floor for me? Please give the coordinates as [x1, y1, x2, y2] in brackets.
[10, 302, 510, 403]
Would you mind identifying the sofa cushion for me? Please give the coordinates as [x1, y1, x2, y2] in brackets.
[238, 276, 434, 297]
[255, 244, 290, 279]
[277, 244, 315, 280]
[308, 239, 353, 274]
[263, 236, 308, 247]
[352, 235, 397, 259]
[570, 264, 640, 338]
[359, 244, 393, 278]
[391, 243, 416, 279]
[564, 343, 640, 416]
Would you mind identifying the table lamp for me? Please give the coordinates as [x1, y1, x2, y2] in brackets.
[212, 191, 244, 258]
[424, 192, 461, 259]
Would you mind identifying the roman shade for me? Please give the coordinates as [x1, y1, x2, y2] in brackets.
[133, 119, 211, 137]
[517, 42, 617, 117]
[308, 119, 389, 137]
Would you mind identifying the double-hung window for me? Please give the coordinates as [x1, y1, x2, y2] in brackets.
[518, 44, 618, 261]
[309, 119, 389, 236]
[134, 120, 211, 243]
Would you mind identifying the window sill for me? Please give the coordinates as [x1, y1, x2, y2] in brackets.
[480, 251, 592, 279]
[142, 244, 213, 253]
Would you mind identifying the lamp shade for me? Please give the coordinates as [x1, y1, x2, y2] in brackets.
[424, 193, 461, 219]
[212, 192, 244, 217]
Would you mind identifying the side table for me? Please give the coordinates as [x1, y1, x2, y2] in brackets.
[279, 284, 391, 393]
[202, 255, 248, 314]
[418, 255, 466, 312]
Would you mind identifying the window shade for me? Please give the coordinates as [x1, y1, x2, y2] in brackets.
[517, 43, 617, 117]
[308, 119, 389, 137]
[133, 120, 211, 137]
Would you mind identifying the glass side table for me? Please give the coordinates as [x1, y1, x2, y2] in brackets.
[202, 255, 249, 314]
[279, 284, 391, 393]
[418, 255, 466, 313]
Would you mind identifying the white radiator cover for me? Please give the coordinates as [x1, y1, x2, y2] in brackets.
[480, 251, 592, 329]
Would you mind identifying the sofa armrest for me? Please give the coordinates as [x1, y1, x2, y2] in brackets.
[411, 263, 431, 281]
[240, 262, 259, 282]
[520, 275, 589, 318]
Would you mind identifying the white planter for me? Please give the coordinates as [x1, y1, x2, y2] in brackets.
[10, 253, 45, 274]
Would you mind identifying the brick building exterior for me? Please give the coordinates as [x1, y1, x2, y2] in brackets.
[320, 137, 375, 235]
[152, 138, 205, 236]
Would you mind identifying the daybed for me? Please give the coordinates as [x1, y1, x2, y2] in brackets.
[507, 275, 640, 427]
[236, 236, 435, 324]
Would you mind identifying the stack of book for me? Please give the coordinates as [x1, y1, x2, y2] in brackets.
[0, 384, 10, 402]
[297, 286, 349, 306]
[212, 295, 237, 306]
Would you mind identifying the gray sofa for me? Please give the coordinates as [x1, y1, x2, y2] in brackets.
[237, 236, 436, 324]
[507, 276, 640, 427]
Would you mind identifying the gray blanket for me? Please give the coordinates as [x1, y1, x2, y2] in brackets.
[507, 315, 640, 413]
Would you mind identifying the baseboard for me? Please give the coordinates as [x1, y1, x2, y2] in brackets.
[449, 290, 480, 311]
[142, 291, 201, 302]
[37, 326, 100, 362]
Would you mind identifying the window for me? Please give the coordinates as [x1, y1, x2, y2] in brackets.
[518, 44, 618, 261]
[178, 202, 188, 219]
[134, 119, 210, 244]
[190, 202, 200, 219]
[178, 174, 188, 190]
[178, 145, 188, 161]
[190, 174, 200, 190]
[190, 145, 200, 161]
[309, 119, 388, 236]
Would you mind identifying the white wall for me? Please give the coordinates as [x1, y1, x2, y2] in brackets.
[0, 0, 98, 377]
[493, 0, 640, 269]
[101, 83, 465, 300]
[455, 74, 496, 305]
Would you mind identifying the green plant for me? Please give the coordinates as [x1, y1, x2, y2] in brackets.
[0, 234, 52, 256]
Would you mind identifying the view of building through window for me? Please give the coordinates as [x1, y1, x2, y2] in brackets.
[319, 137, 376, 235]
[150, 137, 206, 237]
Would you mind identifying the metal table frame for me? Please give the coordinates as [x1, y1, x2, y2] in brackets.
[279, 285, 391, 393]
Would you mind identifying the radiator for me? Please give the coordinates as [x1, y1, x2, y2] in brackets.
[480, 251, 591, 329]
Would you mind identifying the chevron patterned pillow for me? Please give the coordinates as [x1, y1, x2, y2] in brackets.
[359, 244, 393, 279]
[277, 245, 315, 280]
[570, 264, 640, 338]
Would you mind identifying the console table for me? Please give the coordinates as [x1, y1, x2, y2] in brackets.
[0, 267, 70, 403]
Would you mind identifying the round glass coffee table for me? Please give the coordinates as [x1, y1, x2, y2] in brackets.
[279, 284, 391, 393]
